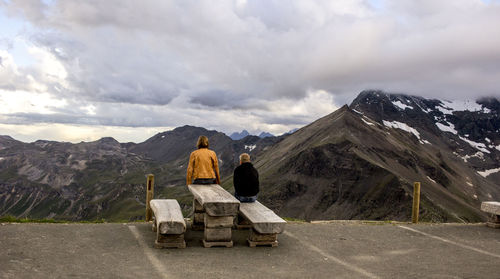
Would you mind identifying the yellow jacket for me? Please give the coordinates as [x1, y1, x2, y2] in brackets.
[186, 148, 221, 185]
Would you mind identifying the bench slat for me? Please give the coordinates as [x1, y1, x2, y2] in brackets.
[239, 201, 286, 234]
[150, 199, 186, 235]
[481, 201, 500, 215]
[188, 184, 240, 216]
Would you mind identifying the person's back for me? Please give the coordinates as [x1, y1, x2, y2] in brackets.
[186, 136, 220, 185]
[233, 153, 259, 202]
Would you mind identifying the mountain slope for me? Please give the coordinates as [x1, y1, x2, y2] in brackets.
[0, 127, 282, 221]
[250, 93, 499, 222]
[1, 91, 498, 222]
[350, 90, 500, 183]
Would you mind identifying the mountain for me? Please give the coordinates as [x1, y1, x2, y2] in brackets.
[258, 132, 275, 138]
[283, 128, 299, 135]
[0, 126, 282, 221]
[0, 136, 151, 220]
[229, 130, 250, 140]
[1, 90, 498, 222]
[244, 91, 499, 222]
[230, 130, 275, 139]
[350, 90, 500, 184]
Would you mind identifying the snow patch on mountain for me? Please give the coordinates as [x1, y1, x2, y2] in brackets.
[423, 108, 432, 113]
[244, 144, 256, 152]
[442, 100, 483, 112]
[459, 136, 490, 153]
[436, 122, 457, 134]
[362, 118, 375, 126]
[427, 176, 436, 184]
[477, 167, 500, 177]
[383, 120, 420, 139]
[437, 99, 491, 115]
[392, 100, 413, 110]
[455, 151, 485, 162]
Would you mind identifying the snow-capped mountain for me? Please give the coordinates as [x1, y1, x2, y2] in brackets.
[250, 90, 498, 222]
[350, 90, 500, 183]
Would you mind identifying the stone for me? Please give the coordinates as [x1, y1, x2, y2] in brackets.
[247, 239, 278, 248]
[204, 227, 232, 242]
[202, 240, 233, 248]
[150, 199, 186, 235]
[155, 233, 186, 249]
[248, 229, 278, 242]
[188, 184, 240, 216]
[246, 228, 279, 247]
[239, 201, 286, 234]
[204, 215, 234, 228]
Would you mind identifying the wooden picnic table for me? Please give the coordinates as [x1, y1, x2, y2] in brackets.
[188, 184, 240, 216]
[187, 184, 240, 247]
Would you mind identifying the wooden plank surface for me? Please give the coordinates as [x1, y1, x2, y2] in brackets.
[239, 201, 286, 234]
[150, 199, 186, 235]
[188, 184, 240, 216]
[481, 201, 500, 215]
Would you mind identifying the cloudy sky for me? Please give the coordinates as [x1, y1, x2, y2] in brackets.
[1, 0, 499, 143]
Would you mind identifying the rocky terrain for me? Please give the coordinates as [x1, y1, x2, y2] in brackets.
[251, 91, 498, 222]
[0, 91, 498, 222]
[0, 127, 280, 221]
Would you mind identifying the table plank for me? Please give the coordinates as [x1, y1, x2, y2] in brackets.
[239, 201, 286, 234]
[188, 184, 240, 216]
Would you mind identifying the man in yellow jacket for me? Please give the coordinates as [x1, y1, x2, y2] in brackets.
[186, 135, 221, 185]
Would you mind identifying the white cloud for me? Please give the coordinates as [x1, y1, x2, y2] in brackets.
[0, 0, 499, 141]
[0, 89, 67, 114]
[0, 123, 171, 143]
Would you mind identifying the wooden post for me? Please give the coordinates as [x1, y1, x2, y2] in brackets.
[145, 174, 155, 222]
[412, 182, 421, 223]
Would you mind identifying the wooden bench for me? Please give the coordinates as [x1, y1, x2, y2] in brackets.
[150, 199, 186, 248]
[188, 184, 240, 248]
[481, 201, 500, 229]
[239, 201, 287, 247]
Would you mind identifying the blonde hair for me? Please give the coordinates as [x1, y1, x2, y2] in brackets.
[239, 153, 250, 163]
[197, 136, 209, 149]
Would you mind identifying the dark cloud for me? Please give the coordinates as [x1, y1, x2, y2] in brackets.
[1, 0, 500, 139]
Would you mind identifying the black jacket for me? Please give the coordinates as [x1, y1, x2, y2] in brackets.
[233, 162, 259, 197]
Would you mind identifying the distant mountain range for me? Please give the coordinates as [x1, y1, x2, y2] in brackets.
[1, 90, 498, 222]
[229, 130, 275, 140]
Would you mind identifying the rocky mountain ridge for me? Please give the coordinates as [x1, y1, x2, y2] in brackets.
[229, 130, 276, 140]
[240, 91, 499, 222]
[1, 90, 498, 222]
[350, 90, 500, 183]
[0, 126, 281, 220]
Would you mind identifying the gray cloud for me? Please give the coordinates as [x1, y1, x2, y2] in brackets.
[1, 0, 500, 139]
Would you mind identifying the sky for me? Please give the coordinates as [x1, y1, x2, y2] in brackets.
[0, 0, 499, 143]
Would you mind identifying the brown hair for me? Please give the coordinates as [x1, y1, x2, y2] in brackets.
[239, 153, 250, 163]
[197, 135, 209, 149]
